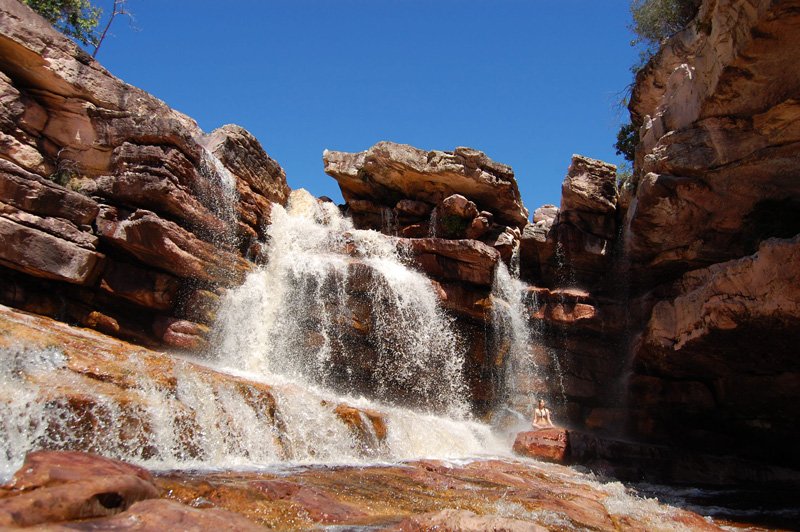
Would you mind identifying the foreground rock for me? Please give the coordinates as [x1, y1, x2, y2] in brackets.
[0, 451, 159, 527]
[513, 428, 569, 463]
[0, 451, 262, 530]
[157, 457, 723, 531]
[0, 0, 288, 350]
[0, 303, 388, 466]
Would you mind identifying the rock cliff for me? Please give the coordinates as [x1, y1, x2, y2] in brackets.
[618, 0, 800, 469]
[0, 0, 288, 350]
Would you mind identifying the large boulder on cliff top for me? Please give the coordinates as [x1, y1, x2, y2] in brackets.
[323, 141, 529, 228]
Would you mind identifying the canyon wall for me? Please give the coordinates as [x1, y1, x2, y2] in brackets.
[1, 0, 798, 480]
[0, 0, 289, 350]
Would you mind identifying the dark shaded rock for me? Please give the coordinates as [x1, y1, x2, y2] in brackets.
[0, 216, 104, 285]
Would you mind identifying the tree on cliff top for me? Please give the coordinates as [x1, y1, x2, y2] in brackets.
[21, 0, 101, 46]
[21, 0, 130, 57]
[614, 0, 700, 169]
[629, 0, 701, 71]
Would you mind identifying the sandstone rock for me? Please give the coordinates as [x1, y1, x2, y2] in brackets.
[0, 1, 287, 352]
[0, 199, 98, 249]
[324, 141, 528, 227]
[390, 509, 546, 532]
[465, 211, 491, 240]
[333, 403, 387, 455]
[74, 499, 266, 531]
[440, 193, 479, 220]
[399, 238, 500, 286]
[205, 124, 290, 205]
[561, 155, 617, 215]
[251, 479, 367, 523]
[532, 204, 558, 224]
[434, 281, 493, 322]
[99, 260, 179, 311]
[512, 428, 570, 463]
[0, 216, 104, 285]
[0, 159, 98, 225]
[0, 451, 159, 528]
[395, 198, 432, 218]
[153, 316, 210, 351]
[645, 235, 800, 352]
[96, 205, 251, 286]
[177, 287, 221, 325]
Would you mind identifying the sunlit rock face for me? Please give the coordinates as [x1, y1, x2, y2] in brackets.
[0, 0, 287, 349]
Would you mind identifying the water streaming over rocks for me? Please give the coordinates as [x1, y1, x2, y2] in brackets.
[214, 189, 468, 416]
[0, 189, 506, 478]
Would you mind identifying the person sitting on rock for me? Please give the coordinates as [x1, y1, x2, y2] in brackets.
[532, 399, 554, 430]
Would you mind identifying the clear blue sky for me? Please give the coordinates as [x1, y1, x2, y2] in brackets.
[94, 0, 638, 213]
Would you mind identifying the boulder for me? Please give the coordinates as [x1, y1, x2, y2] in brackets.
[77, 499, 265, 531]
[399, 238, 500, 286]
[324, 141, 528, 227]
[0, 451, 159, 528]
[512, 428, 570, 463]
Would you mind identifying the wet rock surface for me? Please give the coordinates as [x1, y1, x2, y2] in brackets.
[156, 457, 724, 531]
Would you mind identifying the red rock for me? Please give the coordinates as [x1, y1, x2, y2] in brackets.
[399, 237, 500, 286]
[0, 451, 159, 528]
[73, 499, 265, 531]
[250, 479, 366, 523]
[96, 206, 251, 286]
[389, 509, 546, 532]
[153, 316, 210, 351]
[99, 259, 179, 311]
[324, 141, 528, 228]
[395, 198, 432, 218]
[0, 159, 98, 225]
[0, 216, 104, 285]
[512, 428, 570, 463]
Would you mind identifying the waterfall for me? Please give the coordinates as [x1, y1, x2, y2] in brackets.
[0, 188, 507, 478]
[213, 189, 468, 417]
[490, 261, 567, 430]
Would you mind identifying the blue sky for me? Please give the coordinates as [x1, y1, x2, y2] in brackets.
[95, 1, 638, 213]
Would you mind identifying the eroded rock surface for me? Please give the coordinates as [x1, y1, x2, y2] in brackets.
[0, 0, 287, 349]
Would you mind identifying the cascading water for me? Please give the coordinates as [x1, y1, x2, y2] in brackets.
[0, 189, 506, 478]
[214, 190, 468, 417]
[490, 257, 569, 430]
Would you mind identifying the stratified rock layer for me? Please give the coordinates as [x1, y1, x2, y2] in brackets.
[613, 0, 800, 469]
[324, 141, 528, 228]
[0, 0, 288, 349]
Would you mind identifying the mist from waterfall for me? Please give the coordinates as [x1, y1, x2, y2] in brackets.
[213, 189, 468, 417]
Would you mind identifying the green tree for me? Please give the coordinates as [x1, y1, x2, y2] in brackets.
[629, 0, 701, 64]
[21, 0, 102, 47]
[614, 122, 639, 163]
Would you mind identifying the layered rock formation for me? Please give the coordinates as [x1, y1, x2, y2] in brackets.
[617, 0, 800, 469]
[505, 0, 800, 479]
[0, 0, 288, 350]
